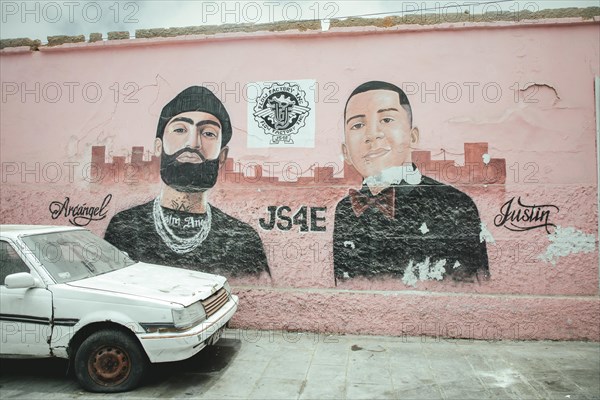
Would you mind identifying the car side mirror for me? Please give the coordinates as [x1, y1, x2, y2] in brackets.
[5, 272, 37, 289]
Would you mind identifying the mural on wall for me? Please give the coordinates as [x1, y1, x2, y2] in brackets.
[333, 81, 490, 283]
[103, 86, 270, 277]
[87, 81, 507, 285]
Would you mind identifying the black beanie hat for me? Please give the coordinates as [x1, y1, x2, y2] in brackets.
[156, 86, 232, 147]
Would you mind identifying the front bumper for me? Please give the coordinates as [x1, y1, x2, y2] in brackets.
[138, 294, 238, 363]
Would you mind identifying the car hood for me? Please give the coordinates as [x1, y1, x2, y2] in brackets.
[66, 262, 226, 306]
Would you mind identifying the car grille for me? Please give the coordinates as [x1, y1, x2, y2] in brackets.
[201, 288, 229, 318]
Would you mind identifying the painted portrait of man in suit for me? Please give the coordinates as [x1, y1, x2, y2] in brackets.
[333, 81, 489, 283]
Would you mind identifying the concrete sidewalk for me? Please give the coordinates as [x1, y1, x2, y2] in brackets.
[0, 329, 599, 399]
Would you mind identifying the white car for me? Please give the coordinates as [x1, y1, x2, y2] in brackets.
[0, 225, 238, 392]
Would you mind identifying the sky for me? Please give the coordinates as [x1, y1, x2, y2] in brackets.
[0, 0, 598, 42]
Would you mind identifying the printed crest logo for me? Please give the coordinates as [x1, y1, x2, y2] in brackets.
[253, 82, 311, 144]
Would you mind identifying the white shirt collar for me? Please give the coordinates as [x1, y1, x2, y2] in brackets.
[363, 165, 423, 187]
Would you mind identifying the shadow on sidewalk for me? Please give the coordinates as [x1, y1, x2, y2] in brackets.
[0, 337, 242, 394]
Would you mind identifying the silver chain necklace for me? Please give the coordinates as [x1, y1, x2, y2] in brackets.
[152, 196, 212, 254]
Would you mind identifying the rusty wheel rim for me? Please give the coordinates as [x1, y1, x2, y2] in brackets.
[88, 345, 131, 386]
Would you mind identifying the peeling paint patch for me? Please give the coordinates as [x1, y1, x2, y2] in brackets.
[538, 226, 596, 265]
[402, 260, 417, 287]
[363, 165, 422, 187]
[480, 222, 495, 243]
[417, 258, 431, 281]
[402, 258, 447, 287]
[429, 260, 447, 280]
[521, 82, 560, 106]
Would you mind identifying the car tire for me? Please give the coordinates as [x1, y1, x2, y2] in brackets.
[74, 329, 148, 392]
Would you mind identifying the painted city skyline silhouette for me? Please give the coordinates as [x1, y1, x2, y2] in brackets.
[89, 143, 506, 186]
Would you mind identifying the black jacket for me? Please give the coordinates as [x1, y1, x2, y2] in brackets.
[333, 175, 489, 282]
[104, 200, 269, 277]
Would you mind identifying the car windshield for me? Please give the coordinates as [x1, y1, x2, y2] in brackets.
[21, 229, 137, 284]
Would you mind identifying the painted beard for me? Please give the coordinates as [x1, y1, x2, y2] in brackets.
[160, 147, 220, 193]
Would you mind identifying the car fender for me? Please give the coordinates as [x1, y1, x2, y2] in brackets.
[50, 310, 145, 357]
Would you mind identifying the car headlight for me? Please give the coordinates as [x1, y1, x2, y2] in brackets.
[172, 302, 206, 330]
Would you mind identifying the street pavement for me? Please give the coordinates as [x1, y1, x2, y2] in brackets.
[0, 329, 599, 399]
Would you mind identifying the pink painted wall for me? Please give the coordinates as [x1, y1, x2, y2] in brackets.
[1, 18, 599, 340]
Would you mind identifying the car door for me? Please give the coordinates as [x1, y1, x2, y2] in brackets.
[0, 239, 53, 357]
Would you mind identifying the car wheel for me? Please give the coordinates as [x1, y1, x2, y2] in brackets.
[74, 330, 147, 392]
